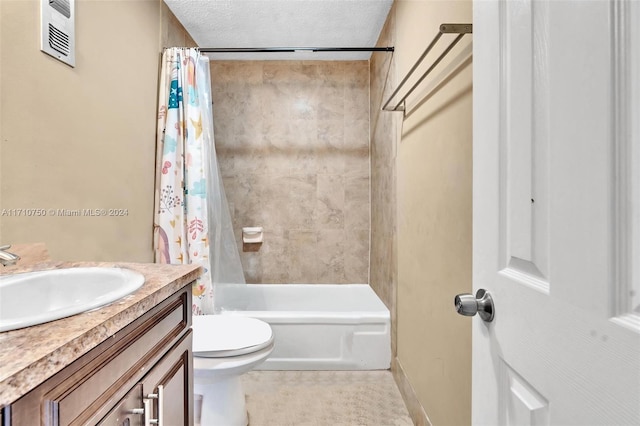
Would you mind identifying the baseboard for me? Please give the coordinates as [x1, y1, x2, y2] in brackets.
[391, 357, 432, 426]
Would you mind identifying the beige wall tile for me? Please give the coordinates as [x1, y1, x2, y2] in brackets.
[211, 61, 370, 284]
[316, 229, 347, 283]
[316, 175, 345, 229]
[285, 230, 319, 283]
[345, 228, 370, 283]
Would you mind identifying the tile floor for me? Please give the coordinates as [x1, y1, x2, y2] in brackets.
[242, 371, 413, 426]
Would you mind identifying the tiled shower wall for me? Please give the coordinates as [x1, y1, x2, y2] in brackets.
[369, 6, 397, 313]
[210, 61, 370, 284]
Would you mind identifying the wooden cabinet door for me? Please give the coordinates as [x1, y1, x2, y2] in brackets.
[95, 330, 193, 426]
[96, 385, 143, 426]
[140, 331, 193, 426]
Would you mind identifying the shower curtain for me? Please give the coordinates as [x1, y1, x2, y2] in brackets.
[153, 47, 245, 315]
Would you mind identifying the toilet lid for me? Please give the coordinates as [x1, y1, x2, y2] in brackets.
[192, 315, 273, 358]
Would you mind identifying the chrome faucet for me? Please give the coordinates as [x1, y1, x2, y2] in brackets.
[0, 245, 20, 266]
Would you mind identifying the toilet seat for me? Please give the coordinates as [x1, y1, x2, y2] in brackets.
[192, 315, 273, 358]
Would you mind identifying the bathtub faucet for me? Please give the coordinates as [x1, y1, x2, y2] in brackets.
[0, 245, 20, 266]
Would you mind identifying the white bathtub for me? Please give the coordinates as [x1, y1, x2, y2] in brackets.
[216, 284, 391, 370]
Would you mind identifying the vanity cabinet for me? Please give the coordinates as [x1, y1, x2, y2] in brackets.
[4, 284, 193, 426]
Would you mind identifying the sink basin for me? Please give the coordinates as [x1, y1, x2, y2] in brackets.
[0, 267, 145, 332]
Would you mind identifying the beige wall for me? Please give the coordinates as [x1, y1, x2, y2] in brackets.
[210, 61, 370, 284]
[370, 1, 473, 425]
[0, 0, 194, 261]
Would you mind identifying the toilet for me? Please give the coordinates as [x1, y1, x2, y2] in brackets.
[192, 315, 274, 426]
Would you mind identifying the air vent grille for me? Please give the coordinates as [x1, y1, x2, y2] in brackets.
[48, 23, 70, 56]
[40, 0, 75, 67]
[49, 0, 70, 18]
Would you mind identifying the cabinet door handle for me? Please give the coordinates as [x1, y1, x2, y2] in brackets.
[145, 385, 164, 425]
[143, 398, 153, 426]
[156, 385, 164, 425]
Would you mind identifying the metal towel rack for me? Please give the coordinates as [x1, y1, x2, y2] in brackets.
[382, 23, 472, 113]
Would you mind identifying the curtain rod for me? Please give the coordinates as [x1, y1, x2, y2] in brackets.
[199, 47, 394, 53]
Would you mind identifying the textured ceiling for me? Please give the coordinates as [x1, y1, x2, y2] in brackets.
[164, 0, 394, 60]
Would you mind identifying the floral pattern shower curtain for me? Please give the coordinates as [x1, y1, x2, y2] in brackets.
[154, 48, 212, 315]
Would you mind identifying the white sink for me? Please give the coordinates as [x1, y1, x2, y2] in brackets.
[0, 267, 145, 332]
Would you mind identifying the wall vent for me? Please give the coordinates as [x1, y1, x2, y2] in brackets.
[41, 0, 75, 67]
[49, 0, 71, 18]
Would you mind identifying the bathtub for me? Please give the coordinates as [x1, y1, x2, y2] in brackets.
[216, 284, 391, 370]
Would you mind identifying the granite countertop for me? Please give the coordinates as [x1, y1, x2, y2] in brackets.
[0, 261, 202, 408]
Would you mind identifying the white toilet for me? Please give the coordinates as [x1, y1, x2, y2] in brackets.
[192, 315, 274, 426]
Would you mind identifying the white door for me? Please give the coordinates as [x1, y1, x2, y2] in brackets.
[471, 0, 640, 424]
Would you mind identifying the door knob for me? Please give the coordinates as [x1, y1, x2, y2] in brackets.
[454, 289, 494, 322]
